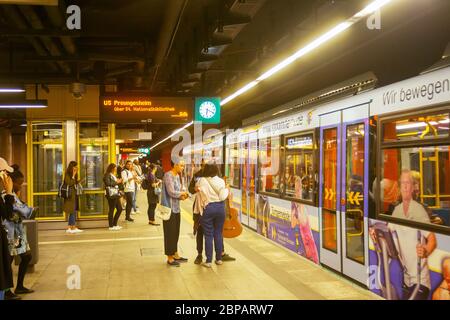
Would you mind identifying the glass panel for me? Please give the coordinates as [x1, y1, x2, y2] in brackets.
[383, 112, 449, 142]
[258, 137, 281, 194]
[33, 144, 63, 193]
[34, 195, 63, 219]
[32, 123, 63, 142]
[226, 143, 241, 188]
[78, 123, 109, 218]
[79, 143, 108, 190]
[322, 128, 338, 252]
[323, 209, 337, 252]
[345, 124, 365, 264]
[380, 145, 450, 229]
[79, 193, 107, 217]
[322, 129, 338, 210]
[284, 134, 314, 201]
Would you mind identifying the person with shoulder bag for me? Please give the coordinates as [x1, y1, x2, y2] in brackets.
[64, 161, 84, 234]
[104, 163, 124, 231]
[161, 159, 189, 267]
[147, 163, 161, 226]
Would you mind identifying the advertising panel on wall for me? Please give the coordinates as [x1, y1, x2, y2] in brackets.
[256, 195, 320, 264]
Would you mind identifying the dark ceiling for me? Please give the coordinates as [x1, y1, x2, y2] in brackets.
[0, 0, 449, 155]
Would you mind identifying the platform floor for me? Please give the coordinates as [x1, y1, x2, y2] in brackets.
[14, 191, 381, 300]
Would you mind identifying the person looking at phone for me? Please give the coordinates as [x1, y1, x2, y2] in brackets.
[3, 165, 35, 296]
[121, 160, 139, 222]
[64, 161, 84, 234]
[0, 157, 16, 300]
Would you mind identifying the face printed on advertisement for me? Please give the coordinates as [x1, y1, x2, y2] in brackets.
[443, 258, 450, 287]
[400, 171, 414, 202]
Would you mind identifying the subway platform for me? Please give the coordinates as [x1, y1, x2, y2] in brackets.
[14, 191, 380, 300]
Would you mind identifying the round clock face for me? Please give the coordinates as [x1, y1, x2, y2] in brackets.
[199, 101, 216, 119]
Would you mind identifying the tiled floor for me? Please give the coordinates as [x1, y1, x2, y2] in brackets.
[13, 191, 382, 300]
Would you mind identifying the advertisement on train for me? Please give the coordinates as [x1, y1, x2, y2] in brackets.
[257, 196, 320, 264]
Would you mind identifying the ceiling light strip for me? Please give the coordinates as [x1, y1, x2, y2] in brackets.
[221, 0, 393, 106]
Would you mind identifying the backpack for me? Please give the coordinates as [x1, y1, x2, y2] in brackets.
[141, 178, 149, 190]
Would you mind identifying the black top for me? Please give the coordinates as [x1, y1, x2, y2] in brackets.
[147, 173, 159, 204]
[155, 165, 164, 180]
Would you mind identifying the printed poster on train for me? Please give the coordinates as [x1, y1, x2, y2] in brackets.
[256, 195, 320, 264]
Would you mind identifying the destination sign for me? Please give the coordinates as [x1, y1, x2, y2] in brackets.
[99, 96, 193, 124]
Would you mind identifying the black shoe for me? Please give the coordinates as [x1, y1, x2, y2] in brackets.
[194, 255, 203, 265]
[126, 218, 134, 222]
[149, 221, 160, 226]
[222, 253, 236, 262]
[174, 257, 188, 263]
[167, 260, 180, 267]
[15, 287, 34, 294]
[5, 290, 22, 300]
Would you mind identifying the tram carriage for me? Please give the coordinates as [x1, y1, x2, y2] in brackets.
[186, 66, 450, 300]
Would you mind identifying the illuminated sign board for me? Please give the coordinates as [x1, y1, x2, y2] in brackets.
[194, 97, 221, 124]
[138, 147, 150, 155]
[99, 96, 193, 124]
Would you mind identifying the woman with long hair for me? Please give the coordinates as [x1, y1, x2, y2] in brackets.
[104, 163, 124, 231]
[147, 163, 161, 226]
[64, 161, 83, 234]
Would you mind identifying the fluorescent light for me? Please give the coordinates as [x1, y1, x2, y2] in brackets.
[221, 0, 394, 106]
[0, 104, 47, 109]
[150, 121, 194, 150]
[0, 88, 25, 93]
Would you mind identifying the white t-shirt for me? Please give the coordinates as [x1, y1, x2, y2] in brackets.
[121, 169, 135, 193]
[197, 176, 229, 203]
[389, 200, 431, 288]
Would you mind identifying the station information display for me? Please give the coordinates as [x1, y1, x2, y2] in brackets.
[99, 96, 193, 124]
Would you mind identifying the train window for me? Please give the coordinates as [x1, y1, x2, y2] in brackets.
[383, 112, 449, 142]
[258, 136, 281, 195]
[283, 133, 315, 202]
[378, 108, 450, 233]
[225, 142, 241, 188]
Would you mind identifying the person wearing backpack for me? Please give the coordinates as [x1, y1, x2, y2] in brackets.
[146, 163, 161, 226]
[64, 161, 84, 234]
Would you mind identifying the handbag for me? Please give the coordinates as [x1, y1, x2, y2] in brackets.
[106, 186, 120, 199]
[156, 180, 172, 221]
[75, 183, 83, 196]
[155, 203, 172, 221]
[154, 186, 162, 196]
[58, 181, 70, 199]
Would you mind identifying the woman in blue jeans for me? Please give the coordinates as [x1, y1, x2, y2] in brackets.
[197, 164, 229, 268]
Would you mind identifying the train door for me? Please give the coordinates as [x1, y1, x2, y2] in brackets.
[240, 134, 250, 227]
[319, 104, 369, 285]
[240, 132, 258, 229]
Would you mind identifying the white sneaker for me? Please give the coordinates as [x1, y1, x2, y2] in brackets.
[116, 226, 123, 230]
[108, 227, 116, 231]
[215, 260, 223, 265]
[73, 228, 84, 233]
[202, 262, 212, 268]
[66, 228, 74, 234]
